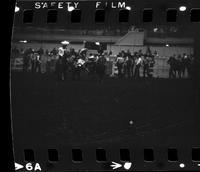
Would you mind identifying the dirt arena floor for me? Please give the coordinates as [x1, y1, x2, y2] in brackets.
[11, 71, 200, 171]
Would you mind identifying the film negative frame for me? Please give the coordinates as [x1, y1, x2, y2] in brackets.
[10, 0, 200, 171]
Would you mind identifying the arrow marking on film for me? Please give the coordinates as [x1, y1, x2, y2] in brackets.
[15, 163, 24, 171]
[110, 161, 122, 169]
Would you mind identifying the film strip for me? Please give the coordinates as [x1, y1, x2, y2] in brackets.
[10, 0, 200, 171]
[16, 5, 200, 23]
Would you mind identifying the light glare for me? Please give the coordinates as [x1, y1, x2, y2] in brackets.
[179, 163, 185, 168]
[19, 40, 27, 43]
[68, 6, 75, 12]
[154, 28, 158, 32]
[125, 6, 131, 10]
[15, 6, 20, 13]
[124, 162, 132, 170]
[179, 6, 187, 12]
[95, 42, 100, 46]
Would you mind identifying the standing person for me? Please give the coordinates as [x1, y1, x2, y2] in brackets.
[58, 41, 70, 80]
[126, 50, 134, 78]
[35, 53, 41, 73]
[126, 55, 133, 78]
[23, 49, 30, 72]
[142, 54, 149, 78]
[116, 53, 124, 78]
[176, 54, 183, 78]
[131, 55, 135, 78]
[121, 51, 127, 78]
[122, 51, 128, 78]
[96, 55, 107, 83]
[167, 55, 176, 79]
[181, 53, 187, 77]
[134, 55, 142, 79]
[182, 53, 192, 78]
[30, 51, 36, 73]
[132, 52, 137, 77]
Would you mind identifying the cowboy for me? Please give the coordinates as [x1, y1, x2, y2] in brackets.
[134, 54, 142, 79]
[35, 53, 42, 73]
[57, 40, 70, 80]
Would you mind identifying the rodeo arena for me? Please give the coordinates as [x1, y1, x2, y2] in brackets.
[11, 30, 195, 81]
[11, 2, 200, 165]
